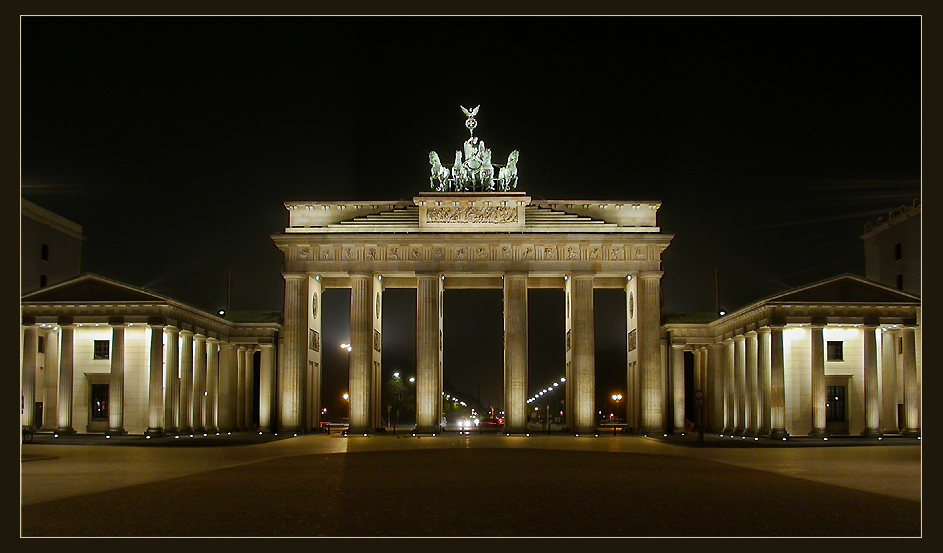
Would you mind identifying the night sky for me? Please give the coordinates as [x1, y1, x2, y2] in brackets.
[20, 16, 921, 417]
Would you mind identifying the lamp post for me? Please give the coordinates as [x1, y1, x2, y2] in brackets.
[612, 394, 623, 434]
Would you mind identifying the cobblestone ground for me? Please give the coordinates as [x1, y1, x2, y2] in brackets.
[21, 441, 920, 537]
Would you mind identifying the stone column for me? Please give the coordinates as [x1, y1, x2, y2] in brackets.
[809, 323, 827, 437]
[708, 343, 724, 433]
[41, 327, 59, 431]
[218, 341, 235, 431]
[205, 337, 219, 432]
[55, 324, 76, 434]
[236, 345, 246, 431]
[108, 324, 127, 434]
[145, 325, 165, 436]
[21, 324, 38, 430]
[757, 327, 771, 437]
[259, 343, 276, 432]
[306, 274, 323, 432]
[22, 324, 38, 427]
[901, 326, 919, 436]
[638, 271, 663, 434]
[178, 330, 193, 434]
[192, 334, 206, 433]
[670, 342, 685, 433]
[415, 272, 440, 433]
[279, 273, 306, 433]
[372, 274, 383, 431]
[244, 346, 255, 430]
[768, 325, 788, 439]
[745, 330, 757, 436]
[880, 329, 898, 433]
[347, 272, 374, 435]
[723, 338, 735, 434]
[734, 335, 746, 435]
[163, 327, 179, 433]
[569, 273, 595, 435]
[861, 324, 882, 437]
[504, 272, 529, 434]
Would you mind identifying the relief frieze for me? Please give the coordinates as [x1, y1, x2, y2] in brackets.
[300, 242, 652, 263]
[425, 205, 519, 224]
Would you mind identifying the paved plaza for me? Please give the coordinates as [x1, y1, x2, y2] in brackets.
[20, 432, 922, 537]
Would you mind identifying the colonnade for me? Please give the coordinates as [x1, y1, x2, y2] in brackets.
[280, 270, 665, 435]
[676, 323, 919, 438]
[20, 322, 275, 436]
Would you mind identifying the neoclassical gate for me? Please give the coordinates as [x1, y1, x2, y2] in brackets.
[271, 107, 673, 435]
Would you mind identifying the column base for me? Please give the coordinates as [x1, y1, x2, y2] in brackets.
[106, 428, 127, 435]
[861, 428, 883, 438]
[178, 426, 193, 435]
[144, 427, 164, 437]
[55, 427, 75, 435]
[900, 428, 921, 438]
[733, 426, 745, 435]
[769, 428, 789, 440]
[756, 428, 771, 438]
[721, 427, 734, 435]
[808, 428, 829, 438]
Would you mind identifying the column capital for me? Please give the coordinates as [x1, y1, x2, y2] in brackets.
[348, 270, 374, 279]
[193, 333, 207, 341]
[179, 329, 194, 338]
[282, 272, 306, 281]
[671, 342, 686, 350]
[734, 334, 745, 343]
[757, 326, 771, 335]
[165, 326, 180, 334]
[206, 336, 219, 344]
[638, 270, 664, 280]
[745, 330, 757, 337]
[259, 342, 275, 349]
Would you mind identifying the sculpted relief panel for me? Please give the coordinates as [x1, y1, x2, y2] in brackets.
[425, 206, 519, 224]
[296, 243, 654, 263]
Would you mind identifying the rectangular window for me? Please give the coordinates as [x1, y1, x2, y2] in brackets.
[90, 384, 108, 420]
[41, 243, 49, 261]
[894, 242, 902, 261]
[40, 274, 47, 287]
[38, 336, 44, 354]
[827, 341, 843, 361]
[896, 274, 904, 290]
[93, 340, 110, 360]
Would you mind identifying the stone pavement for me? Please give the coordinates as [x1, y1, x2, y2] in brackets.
[19, 431, 922, 537]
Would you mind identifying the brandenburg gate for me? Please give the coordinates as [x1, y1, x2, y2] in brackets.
[271, 107, 674, 435]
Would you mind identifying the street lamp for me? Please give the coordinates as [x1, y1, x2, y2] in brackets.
[611, 394, 623, 421]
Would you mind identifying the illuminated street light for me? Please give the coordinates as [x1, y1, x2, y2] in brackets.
[393, 372, 400, 378]
[340, 343, 352, 352]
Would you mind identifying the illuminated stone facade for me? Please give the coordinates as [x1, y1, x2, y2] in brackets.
[272, 191, 673, 434]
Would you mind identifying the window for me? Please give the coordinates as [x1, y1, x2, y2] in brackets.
[41, 243, 49, 261]
[90, 384, 108, 420]
[40, 274, 47, 287]
[827, 341, 843, 361]
[93, 340, 110, 360]
[38, 336, 44, 354]
[896, 274, 904, 290]
[894, 242, 902, 261]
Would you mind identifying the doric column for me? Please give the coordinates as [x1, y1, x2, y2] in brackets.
[372, 274, 383, 431]
[670, 342, 685, 433]
[108, 323, 127, 434]
[306, 274, 323, 433]
[145, 324, 165, 436]
[504, 272, 529, 433]
[41, 327, 59, 431]
[861, 324, 882, 437]
[415, 272, 441, 433]
[348, 272, 374, 435]
[768, 325, 788, 439]
[236, 345, 246, 431]
[163, 326, 179, 433]
[901, 326, 919, 436]
[178, 330, 194, 433]
[708, 343, 725, 433]
[638, 271, 663, 434]
[569, 273, 596, 435]
[757, 327, 771, 437]
[809, 323, 827, 437]
[21, 324, 38, 430]
[244, 346, 255, 430]
[55, 323, 76, 434]
[734, 334, 746, 435]
[745, 330, 757, 436]
[259, 343, 276, 432]
[192, 334, 206, 433]
[205, 337, 219, 432]
[279, 273, 306, 433]
[880, 329, 898, 433]
[722, 338, 735, 434]
[217, 341, 235, 431]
